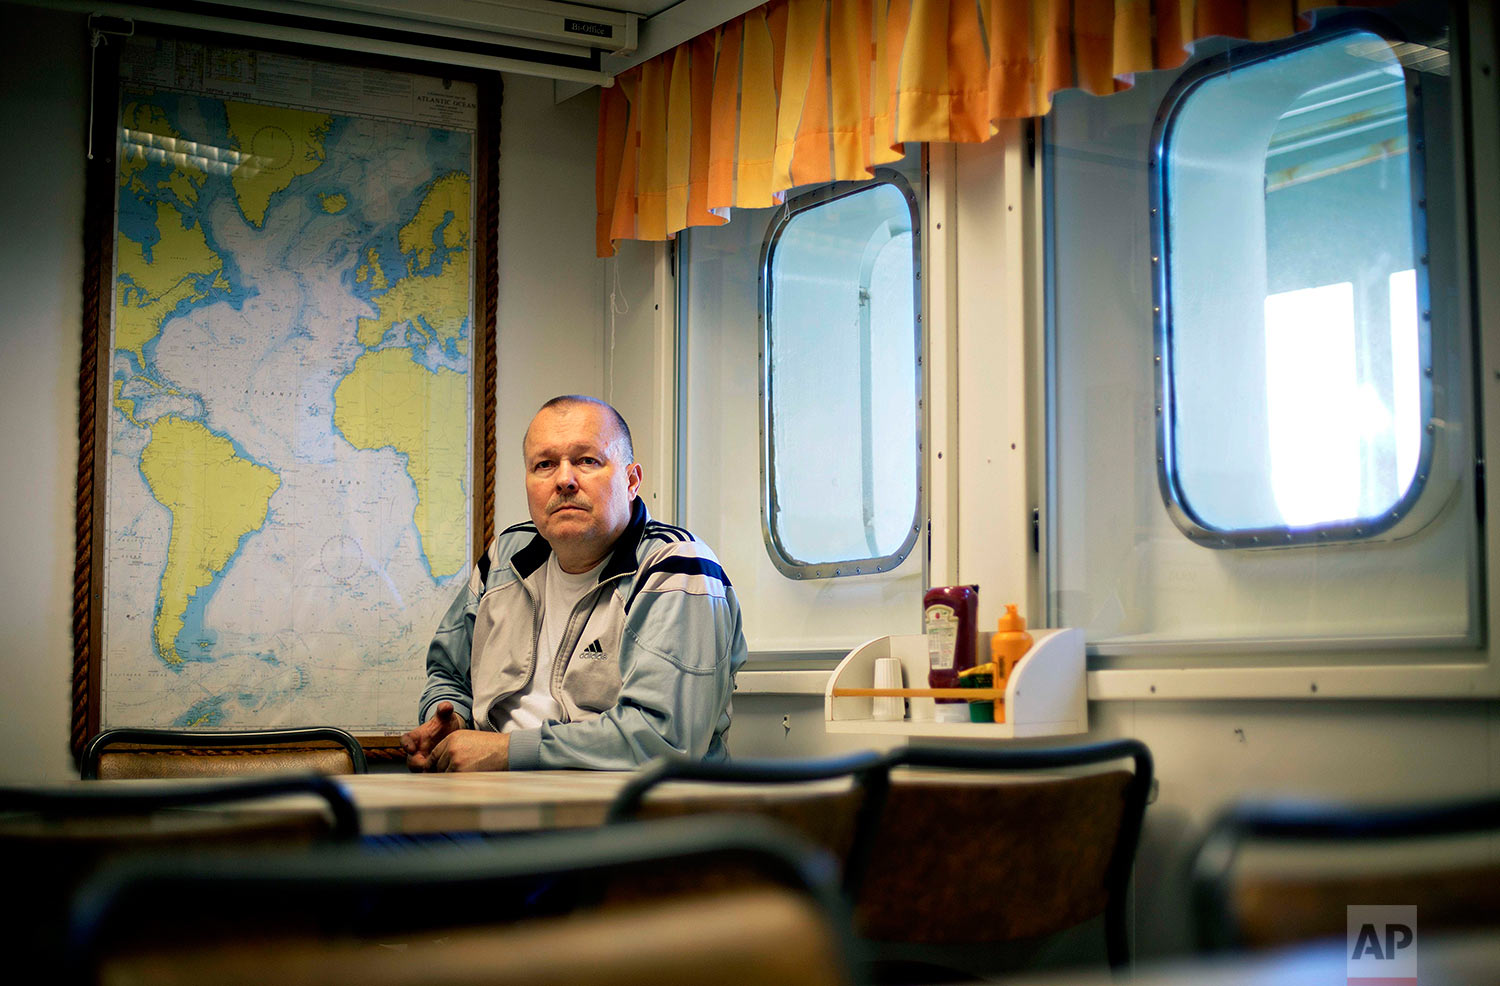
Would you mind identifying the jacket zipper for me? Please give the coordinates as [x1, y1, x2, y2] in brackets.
[549, 570, 634, 719]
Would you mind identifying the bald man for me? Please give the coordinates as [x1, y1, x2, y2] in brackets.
[402, 395, 746, 771]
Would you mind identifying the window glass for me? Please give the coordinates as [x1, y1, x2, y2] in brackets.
[763, 178, 921, 576]
[1158, 29, 1429, 542]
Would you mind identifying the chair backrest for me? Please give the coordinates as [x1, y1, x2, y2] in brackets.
[606, 749, 889, 874]
[80, 726, 368, 779]
[854, 739, 1153, 970]
[67, 815, 858, 986]
[1, 774, 359, 965]
[1191, 793, 1500, 952]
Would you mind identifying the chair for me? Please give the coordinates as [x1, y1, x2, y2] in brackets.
[66, 815, 860, 986]
[1190, 792, 1500, 952]
[606, 741, 1153, 979]
[1, 773, 359, 964]
[80, 726, 368, 779]
[851, 740, 1153, 977]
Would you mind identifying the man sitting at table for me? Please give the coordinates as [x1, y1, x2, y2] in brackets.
[402, 395, 747, 771]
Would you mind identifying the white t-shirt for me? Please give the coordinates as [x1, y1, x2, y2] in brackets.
[491, 552, 605, 733]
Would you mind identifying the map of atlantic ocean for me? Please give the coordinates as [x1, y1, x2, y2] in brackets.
[103, 36, 479, 733]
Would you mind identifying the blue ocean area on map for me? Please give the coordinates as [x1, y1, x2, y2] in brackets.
[418, 213, 460, 273]
[403, 325, 469, 373]
[116, 190, 161, 257]
[121, 383, 206, 424]
[322, 237, 353, 269]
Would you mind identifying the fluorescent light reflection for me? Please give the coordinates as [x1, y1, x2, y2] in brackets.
[120, 128, 261, 177]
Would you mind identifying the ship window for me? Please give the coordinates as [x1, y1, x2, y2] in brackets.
[760, 174, 922, 578]
[1153, 27, 1433, 546]
[1046, 6, 1475, 656]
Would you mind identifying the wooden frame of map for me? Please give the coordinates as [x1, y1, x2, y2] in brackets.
[73, 24, 499, 763]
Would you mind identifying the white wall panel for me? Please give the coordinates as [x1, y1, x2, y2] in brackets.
[494, 73, 605, 525]
[955, 124, 1034, 629]
[0, 2, 88, 781]
[601, 239, 675, 522]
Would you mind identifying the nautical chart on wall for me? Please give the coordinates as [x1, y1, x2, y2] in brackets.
[75, 27, 498, 750]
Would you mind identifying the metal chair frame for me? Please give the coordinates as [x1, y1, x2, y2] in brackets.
[1190, 792, 1500, 952]
[0, 772, 361, 841]
[80, 726, 368, 778]
[66, 814, 859, 984]
[606, 748, 890, 821]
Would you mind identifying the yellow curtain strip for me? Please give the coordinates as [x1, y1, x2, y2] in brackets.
[597, 0, 1384, 257]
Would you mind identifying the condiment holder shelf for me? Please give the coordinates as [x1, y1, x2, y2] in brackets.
[824, 627, 1086, 738]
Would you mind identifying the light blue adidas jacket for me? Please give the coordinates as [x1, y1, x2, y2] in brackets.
[418, 498, 746, 769]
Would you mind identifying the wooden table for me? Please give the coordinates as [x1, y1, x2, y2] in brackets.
[334, 770, 640, 835]
[49, 763, 1053, 838]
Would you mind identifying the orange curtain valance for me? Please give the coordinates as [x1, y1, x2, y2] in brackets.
[597, 0, 1381, 257]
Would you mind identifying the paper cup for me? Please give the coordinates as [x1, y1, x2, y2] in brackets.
[872, 657, 906, 721]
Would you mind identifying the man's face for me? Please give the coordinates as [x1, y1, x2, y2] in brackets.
[523, 403, 642, 571]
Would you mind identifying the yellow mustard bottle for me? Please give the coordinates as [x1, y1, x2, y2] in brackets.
[990, 603, 1033, 684]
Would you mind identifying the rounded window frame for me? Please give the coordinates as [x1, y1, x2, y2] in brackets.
[1148, 16, 1439, 549]
[757, 169, 924, 579]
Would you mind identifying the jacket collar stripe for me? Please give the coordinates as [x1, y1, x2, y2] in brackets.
[510, 532, 552, 578]
[600, 497, 649, 582]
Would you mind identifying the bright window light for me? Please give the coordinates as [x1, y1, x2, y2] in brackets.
[1266, 281, 1360, 526]
[1391, 268, 1421, 493]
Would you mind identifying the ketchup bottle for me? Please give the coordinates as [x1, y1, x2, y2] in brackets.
[924, 585, 978, 722]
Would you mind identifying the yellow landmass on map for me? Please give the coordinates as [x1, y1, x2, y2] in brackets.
[116, 201, 229, 364]
[162, 168, 204, 206]
[140, 416, 281, 665]
[320, 192, 348, 213]
[112, 380, 142, 427]
[354, 252, 469, 349]
[225, 101, 332, 228]
[399, 172, 469, 270]
[332, 349, 466, 577]
[356, 248, 388, 292]
[119, 104, 163, 190]
[355, 175, 470, 350]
